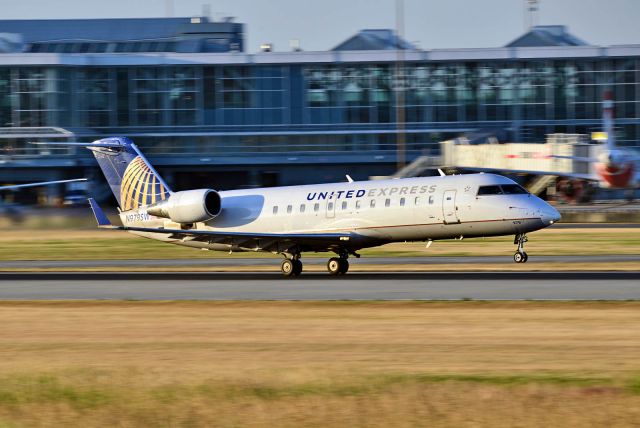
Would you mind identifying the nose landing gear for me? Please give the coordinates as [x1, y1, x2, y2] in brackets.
[513, 233, 528, 263]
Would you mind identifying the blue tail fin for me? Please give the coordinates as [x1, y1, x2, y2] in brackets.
[89, 137, 172, 211]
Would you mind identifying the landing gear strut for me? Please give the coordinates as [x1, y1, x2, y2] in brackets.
[513, 233, 528, 263]
[327, 254, 349, 275]
[281, 255, 303, 277]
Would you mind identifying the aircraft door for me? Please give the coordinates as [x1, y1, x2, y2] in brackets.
[442, 190, 460, 224]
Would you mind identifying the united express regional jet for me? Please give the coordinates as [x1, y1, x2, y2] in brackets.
[84, 137, 560, 276]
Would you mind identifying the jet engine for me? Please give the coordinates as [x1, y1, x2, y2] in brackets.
[146, 189, 221, 223]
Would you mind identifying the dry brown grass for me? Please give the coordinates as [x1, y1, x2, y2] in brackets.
[1, 301, 640, 427]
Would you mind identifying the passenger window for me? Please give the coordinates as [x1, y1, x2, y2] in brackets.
[314, 203, 319, 212]
[414, 197, 420, 205]
[287, 205, 292, 214]
[355, 200, 361, 209]
[272, 206, 278, 214]
[299, 204, 305, 213]
[341, 201, 347, 210]
[400, 197, 405, 206]
[370, 200, 376, 208]
[477, 185, 503, 196]
[327, 202, 334, 210]
[429, 196, 434, 205]
[385, 198, 390, 207]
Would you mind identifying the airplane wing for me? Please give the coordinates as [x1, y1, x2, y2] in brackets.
[88, 198, 357, 252]
[453, 166, 596, 182]
[0, 178, 87, 191]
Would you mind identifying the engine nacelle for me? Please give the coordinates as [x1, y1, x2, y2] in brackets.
[146, 189, 221, 223]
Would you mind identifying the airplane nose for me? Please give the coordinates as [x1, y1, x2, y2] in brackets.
[540, 204, 561, 225]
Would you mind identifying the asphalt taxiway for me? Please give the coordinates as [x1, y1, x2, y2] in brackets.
[0, 272, 638, 301]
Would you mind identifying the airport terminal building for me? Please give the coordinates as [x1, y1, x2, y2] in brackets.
[0, 17, 639, 199]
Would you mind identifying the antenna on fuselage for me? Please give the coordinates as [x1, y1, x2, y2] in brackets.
[345, 175, 354, 183]
[437, 169, 446, 176]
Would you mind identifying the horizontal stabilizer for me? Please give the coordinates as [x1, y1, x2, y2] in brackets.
[88, 198, 114, 228]
[30, 141, 129, 149]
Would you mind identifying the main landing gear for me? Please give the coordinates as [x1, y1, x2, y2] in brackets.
[513, 233, 528, 263]
[280, 250, 355, 277]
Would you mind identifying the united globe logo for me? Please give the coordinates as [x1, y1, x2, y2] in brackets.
[120, 156, 169, 210]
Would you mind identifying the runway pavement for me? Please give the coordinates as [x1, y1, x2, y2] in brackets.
[1, 254, 639, 269]
[1, 271, 638, 301]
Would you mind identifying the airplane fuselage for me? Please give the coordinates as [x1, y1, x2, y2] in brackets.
[80, 136, 560, 275]
[121, 173, 560, 254]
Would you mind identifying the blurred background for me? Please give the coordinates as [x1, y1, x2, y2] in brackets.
[1, 4, 640, 426]
[1, 0, 639, 225]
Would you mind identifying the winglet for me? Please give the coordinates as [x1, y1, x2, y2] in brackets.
[88, 198, 113, 228]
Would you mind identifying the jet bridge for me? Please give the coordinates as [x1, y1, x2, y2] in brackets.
[441, 134, 599, 178]
[439, 134, 603, 201]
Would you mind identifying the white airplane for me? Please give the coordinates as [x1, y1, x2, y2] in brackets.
[592, 90, 640, 191]
[80, 137, 560, 276]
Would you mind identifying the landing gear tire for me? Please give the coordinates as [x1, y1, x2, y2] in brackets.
[282, 258, 303, 277]
[338, 259, 349, 274]
[513, 252, 528, 263]
[327, 257, 349, 275]
[327, 258, 341, 276]
[292, 259, 303, 276]
[281, 259, 295, 277]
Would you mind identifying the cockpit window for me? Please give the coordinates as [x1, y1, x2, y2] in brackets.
[477, 185, 503, 195]
[501, 184, 528, 194]
[477, 184, 529, 196]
